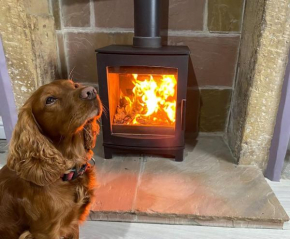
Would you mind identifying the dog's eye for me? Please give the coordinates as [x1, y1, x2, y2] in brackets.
[46, 97, 57, 105]
[74, 83, 79, 89]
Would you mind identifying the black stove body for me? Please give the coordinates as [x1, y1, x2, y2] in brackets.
[95, 0, 190, 161]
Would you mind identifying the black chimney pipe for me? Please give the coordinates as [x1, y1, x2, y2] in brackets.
[133, 0, 162, 48]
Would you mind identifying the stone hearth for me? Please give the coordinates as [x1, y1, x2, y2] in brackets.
[90, 135, 289, 229]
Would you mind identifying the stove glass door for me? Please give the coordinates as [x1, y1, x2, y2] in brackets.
[106, 66, 178, 136]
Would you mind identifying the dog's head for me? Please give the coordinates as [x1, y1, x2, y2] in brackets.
[7, 80, 102, 186]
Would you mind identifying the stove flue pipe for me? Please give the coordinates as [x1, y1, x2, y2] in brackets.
[133, 0, 162, 48]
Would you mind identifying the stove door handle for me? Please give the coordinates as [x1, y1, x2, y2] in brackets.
[181, 99, 186, 130]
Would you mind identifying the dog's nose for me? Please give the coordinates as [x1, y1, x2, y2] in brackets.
[80, 86, 97, 100]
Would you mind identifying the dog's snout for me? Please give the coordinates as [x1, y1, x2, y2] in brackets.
[80, 86, 97, 100]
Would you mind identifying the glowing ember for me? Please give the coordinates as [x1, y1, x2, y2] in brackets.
[114, 74, 177, 126]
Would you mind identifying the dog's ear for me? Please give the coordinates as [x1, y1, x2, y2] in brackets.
[7, 107, 66, 186]
[83, 117, 99, 152]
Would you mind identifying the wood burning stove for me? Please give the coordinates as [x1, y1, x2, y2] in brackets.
[96, 0, 190, 161]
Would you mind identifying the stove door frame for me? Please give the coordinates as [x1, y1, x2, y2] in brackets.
[96, 52, 189, 161]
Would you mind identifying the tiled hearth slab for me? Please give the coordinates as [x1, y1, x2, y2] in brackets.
[90, 136, 289, 229]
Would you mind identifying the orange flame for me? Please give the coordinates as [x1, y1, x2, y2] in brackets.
[116, 74, 177, 126]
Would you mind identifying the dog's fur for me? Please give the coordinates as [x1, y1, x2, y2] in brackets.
[0, 80, 102, 239]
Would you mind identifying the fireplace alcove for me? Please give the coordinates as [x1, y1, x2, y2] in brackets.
[89, 0, 289, 229]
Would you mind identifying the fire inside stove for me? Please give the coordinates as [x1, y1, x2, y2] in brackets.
[107, 66, 178, 136]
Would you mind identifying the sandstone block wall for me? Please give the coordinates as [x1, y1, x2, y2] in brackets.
[53, 0, 246, 133]
[0, 0, 57, 108]
[226, 0, 290, 170]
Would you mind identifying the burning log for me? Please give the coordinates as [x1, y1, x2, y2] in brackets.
[114, 104, 174, 126]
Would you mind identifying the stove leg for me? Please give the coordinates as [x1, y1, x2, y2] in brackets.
[174, 149, 184, 162]
[104, 147, 112, 159]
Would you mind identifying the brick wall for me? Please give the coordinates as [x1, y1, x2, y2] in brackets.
[51, 0, 245, 133]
